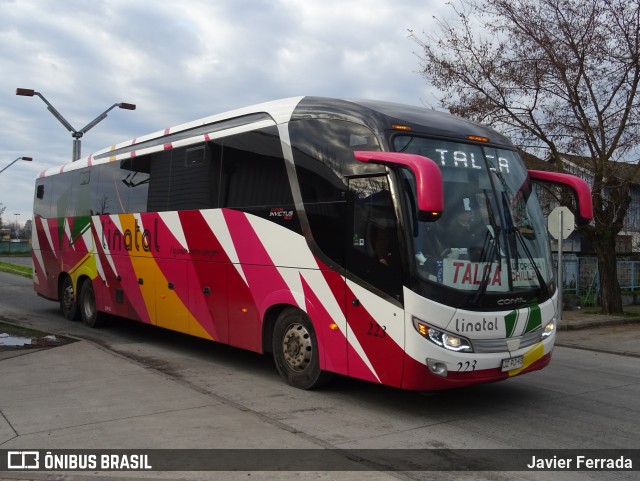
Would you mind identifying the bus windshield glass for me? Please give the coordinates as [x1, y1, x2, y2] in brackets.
[393, 135, 554, 303]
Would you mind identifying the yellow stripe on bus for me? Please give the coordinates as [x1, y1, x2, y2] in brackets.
[508, 342, 545, 377]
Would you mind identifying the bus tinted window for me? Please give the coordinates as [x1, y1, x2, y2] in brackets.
[289, 119, 381, 202]
[147, 150, 172, 212]
[128, 156, 150, 213]
[94, 159, 149, 215]
[68, 169, 93, 217]
[50, 173, 69, 219]
[168, 144, 215, 211]
[146, 143, 216, 212]
[34, 178, 52, 218]
[289, 119, 382, 267]
[348, 175, 402, 299]
[219, 126, 293, 208]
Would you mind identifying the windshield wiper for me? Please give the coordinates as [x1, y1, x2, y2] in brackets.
[472, 190, 503, 306]
[499, 192, 550, 297]
[511, 226, 550, 298]
[471, 226, 501, 306]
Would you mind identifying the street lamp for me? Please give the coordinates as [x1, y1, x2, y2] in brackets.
[0, 156, 32, 174]
[14, 213, 20, 239]
[16, 88, 136, 162]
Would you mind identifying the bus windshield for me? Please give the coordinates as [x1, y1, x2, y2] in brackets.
[393, 135, 554, 306]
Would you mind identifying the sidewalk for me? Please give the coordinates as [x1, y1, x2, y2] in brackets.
[556, 307, 640, 357]
[0, 336, 358, 481]
[558, 303, 640, 329]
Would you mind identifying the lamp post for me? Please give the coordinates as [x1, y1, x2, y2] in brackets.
[0, 156, 32, 174]
[16, 88, 136, 162]
[14, 213, 20, 239]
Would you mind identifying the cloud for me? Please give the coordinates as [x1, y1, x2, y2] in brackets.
[0, 0, 445, 224]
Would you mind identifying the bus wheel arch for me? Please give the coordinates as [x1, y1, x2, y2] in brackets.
[262, 304, 289, 355]
[78, 277, 106, 328]
[59, 274, 79, 321]
[271, 306, 333, 390]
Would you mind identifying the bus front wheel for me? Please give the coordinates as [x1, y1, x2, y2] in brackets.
[60, 276, 79, 321]
[272, 308, 332, 390]
[79, 280, 106, 328]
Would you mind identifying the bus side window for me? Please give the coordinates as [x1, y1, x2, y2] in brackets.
[166, 144, 214, 211]
[93, 159, 148, 215]
[289, 119, 382, 268]
[127, 156, 150, 213]
[34, 179, 51, 218]
[50, 173, 69, 220]
[68, 168, 93, 217]
[147, 150, 172, 212]
[348, 176, 403, 300]
[220, 126, 293, 208]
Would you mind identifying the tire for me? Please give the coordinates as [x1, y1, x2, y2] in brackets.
[272, 307, 333, 390]
[79, 280, 106, 328]
[59, 276, 79, 321]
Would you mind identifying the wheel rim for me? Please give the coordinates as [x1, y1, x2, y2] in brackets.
[281, 322, 312, 371]
[62, 282, 74, 312]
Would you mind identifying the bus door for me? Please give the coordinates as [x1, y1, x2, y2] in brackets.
[345, 175, 405, 387]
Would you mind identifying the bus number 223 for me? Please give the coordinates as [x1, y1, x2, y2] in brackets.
[457, 360, 477, 372]
[367, 322, 387, 339]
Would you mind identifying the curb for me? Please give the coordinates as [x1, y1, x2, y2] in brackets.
[557, 316, 640, 331]
[554, 342, 640, 358]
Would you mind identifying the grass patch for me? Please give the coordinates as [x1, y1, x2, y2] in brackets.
[0, 320, 49, 337]
[0, 261, 32, 278]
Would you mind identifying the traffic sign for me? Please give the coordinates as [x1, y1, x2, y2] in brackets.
[548, 206, 575, 239]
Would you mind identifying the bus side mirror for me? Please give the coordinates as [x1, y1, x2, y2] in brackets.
[529, 170, 593, 225]
[354, 151, 443, 221]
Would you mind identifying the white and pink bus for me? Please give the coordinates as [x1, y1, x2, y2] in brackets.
[32, 97, 592, 390]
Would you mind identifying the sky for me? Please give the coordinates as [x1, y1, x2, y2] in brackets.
[0, 0, 448, 227]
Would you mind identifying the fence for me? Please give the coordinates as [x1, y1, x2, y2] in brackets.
[0, 241, 31, 255]
[557, 254, 640, 307]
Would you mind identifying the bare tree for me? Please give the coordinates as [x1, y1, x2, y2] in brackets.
[411, 0, 640, 313]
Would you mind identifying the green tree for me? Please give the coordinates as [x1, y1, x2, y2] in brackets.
[411, 0, 640, 313]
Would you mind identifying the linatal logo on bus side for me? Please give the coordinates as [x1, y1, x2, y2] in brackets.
[101, 218, 161, 253]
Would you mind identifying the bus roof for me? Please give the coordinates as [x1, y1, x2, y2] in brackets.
[38, 96, 513, 178]
[346, 98, 513, 146]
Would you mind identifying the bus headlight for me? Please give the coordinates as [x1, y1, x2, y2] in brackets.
[542, 318, 556, 339]
[413, 318, 473, 352]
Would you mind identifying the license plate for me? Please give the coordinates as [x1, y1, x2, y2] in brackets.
[501, 355, 524, 372]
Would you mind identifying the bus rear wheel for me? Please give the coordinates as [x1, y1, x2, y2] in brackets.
[79, 280, 105, 328]
[272, 308, 332, 390]
[60, 276, 79, 321]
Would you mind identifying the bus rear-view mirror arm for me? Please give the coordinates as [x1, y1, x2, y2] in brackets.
[354, 151, 443, 222]
[528, 170, 593, 225]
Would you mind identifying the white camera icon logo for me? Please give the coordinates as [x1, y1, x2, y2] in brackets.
[7, 451, 40, 469]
